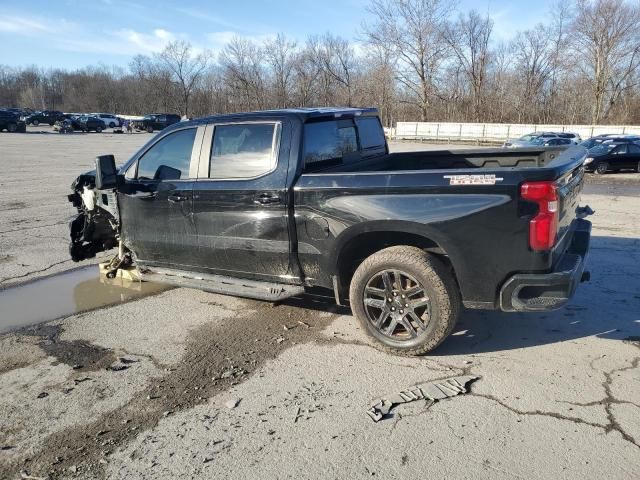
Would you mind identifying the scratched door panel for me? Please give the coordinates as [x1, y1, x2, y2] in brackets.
[191, 121, 294, 282]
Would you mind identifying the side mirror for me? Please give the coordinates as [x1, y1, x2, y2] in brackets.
[95, 154, 119, 189]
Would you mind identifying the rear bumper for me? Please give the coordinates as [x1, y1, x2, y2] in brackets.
[499, 219, 591, 312]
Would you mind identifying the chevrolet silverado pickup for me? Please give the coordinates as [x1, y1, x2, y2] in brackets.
[67, 107, 593, 355]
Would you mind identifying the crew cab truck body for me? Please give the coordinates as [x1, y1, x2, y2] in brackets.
[67, 108, 592, 355]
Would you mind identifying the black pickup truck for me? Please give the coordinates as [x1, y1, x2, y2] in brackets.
[67, 107, 593, 355]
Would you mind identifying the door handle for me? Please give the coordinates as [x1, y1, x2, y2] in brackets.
[168, 194, 189, 203]
[254, 193, 281, 205]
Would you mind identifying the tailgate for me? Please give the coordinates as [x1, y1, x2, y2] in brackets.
[553, 164, 585, 260]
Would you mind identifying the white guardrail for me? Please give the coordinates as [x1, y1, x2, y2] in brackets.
[393, 122, 640, 142]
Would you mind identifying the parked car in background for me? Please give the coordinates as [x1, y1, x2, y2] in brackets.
[503, 132, 567, 148]
[583, 142, 640, 174]
[133, 113, 180, 133]
[0, 110, 27, 132]
[75, 115, 106, 132]
[91, 113, 120, 128]
[557, 132, 581, 143]
[24, 110, 65, 126]
[581, 134, 640, 150]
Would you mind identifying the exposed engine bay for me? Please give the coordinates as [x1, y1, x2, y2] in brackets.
[67, 172, 120, 264]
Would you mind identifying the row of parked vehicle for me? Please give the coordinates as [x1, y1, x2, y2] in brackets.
[0, 107, 183, 134]
[502, 131, 581, 148]
[504, 131, 640, 174]
[580, 134, 640, 174]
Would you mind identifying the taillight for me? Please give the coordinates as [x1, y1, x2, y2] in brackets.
[520, 181, 559, 251]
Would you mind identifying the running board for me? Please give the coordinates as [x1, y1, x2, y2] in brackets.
[139, 267, 305, 302]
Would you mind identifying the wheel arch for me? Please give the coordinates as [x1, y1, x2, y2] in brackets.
[331, 221, 465, 301]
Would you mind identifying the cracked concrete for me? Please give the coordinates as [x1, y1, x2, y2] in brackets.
[0, 136, 639, 479]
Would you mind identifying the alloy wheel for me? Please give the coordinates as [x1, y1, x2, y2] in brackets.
[363, 269, 431, 340]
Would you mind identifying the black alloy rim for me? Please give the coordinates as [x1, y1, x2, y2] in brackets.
[363, 269, 432, 340]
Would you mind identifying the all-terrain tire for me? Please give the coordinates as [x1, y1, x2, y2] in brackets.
[349, 246, 460, 356]
[595, 162, 608, 174]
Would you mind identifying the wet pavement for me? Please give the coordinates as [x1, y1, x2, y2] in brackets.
[0, 266, 169, 334]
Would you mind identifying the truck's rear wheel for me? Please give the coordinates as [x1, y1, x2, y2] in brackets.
[349, 246, 460, 356]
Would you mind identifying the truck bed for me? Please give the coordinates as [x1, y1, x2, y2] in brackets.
[316, 146, 579, 173]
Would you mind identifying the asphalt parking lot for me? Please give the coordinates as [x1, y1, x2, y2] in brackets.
[1, 127, 639, 479]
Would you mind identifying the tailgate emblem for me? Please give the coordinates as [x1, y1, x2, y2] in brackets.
[443, 174, 504, 185]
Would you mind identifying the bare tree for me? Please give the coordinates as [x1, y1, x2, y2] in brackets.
[572, 0, 640, 122]
[318, 34, 358, 106]
[292, 41, 321, 106]
[364, 0, 452, 121]
[444, 10, 493, 121]
[156, 41, 212, 117]
[511, 27, 555, 122]
[264, 34, 297, 108]
[220, 36, 268, 111]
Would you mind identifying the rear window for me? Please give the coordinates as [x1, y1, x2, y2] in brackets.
[303, 120, 358, 171]
[356, 117, 386, 149]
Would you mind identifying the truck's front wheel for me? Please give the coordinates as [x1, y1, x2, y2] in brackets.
[349, 246, 460, 356]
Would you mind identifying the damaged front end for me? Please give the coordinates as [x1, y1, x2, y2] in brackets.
[67, 171, 119, 262]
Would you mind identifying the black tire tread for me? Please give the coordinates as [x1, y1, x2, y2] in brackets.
[349, 246, 460, 356]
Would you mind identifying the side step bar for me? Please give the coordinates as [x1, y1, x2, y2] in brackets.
[139, 267, 305, 302]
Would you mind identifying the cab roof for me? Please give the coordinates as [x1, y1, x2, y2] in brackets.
[192, 107, 379, 124]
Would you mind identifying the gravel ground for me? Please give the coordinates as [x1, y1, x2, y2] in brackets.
[0, 129, 639, 479]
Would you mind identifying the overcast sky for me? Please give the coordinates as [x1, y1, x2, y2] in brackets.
[0, 0, 555, 69]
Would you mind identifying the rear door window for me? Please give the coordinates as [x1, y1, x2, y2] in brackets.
[209, 123, 277, 179]
[137, 128, 197, 180]
[303, 120, 358, 171]
[355, 117, 386, 149]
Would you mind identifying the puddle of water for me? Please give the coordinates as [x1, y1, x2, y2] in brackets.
[0, 266, 170, 334]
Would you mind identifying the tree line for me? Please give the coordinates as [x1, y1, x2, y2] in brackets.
[1, 0, 639, 126]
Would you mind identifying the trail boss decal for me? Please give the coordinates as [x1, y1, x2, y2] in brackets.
[443, 174, 504, 185]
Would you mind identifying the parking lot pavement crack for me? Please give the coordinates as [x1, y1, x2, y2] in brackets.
[0, 259, 74, 286]
[601, 355, 640, 448]
[470, 389, 640, 450]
